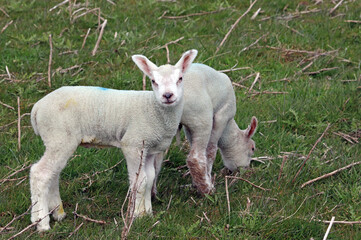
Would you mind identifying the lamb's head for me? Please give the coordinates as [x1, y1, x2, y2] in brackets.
[221, 117, 258, 171]
[132, 50, 198, 107]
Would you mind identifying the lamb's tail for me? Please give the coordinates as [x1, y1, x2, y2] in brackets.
[30, 103, 39, 135]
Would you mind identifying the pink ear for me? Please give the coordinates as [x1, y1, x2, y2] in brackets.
[132, 55, 158, 79]
[175, 49, 198, 73]
[246, 116, 258, 138]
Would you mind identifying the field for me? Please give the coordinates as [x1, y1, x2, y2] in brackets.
[1, 0, 360, 239]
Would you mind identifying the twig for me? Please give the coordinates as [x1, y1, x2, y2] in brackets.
[72, 211, 107, 224]
[216, 0, 258, 54]
[154, 36, 184, 63]
[81, 28, 91, 49]
[7, 207, 57, 240]
[49, 0, 69, 12]
[225, 177, 230, 215]
[239, 34, 268, 54]
[91, 19, 107, 56]
[251, 91, 288, 96]
[0, 113, 30, 130]
[17, 97, 21, 151]
[0, 100, 14, 110]
[232, 82, 248, 89]
[251, 8, 261, 20]
[142, 74, 146, 90]
[278, 155, 288, 181]
[106, 0, 116, 5]
[1, 20, 13, 33]
[226, 176, 270, 191]
[303, 67, 339, 75]
[0, 7, 10, 17]
[345, 20, 361, 24]
[67, 222, 84, 238]
[323, 216, 335, 240]
[333, 131, 358, 144]
[48, 34, 53, 87]
[166, 195, 173, 211]
[247, 72, 260, 93]
[316, 219, 361, 225]
[0, 204, 33, 233]
[219, 67, 251, 73]
[301, 161, 361, 188]
[329, 0, 344, 15]
[161, 8, 226, 19]
[5, 65, 11, 80]
[292, 123, 331, 183]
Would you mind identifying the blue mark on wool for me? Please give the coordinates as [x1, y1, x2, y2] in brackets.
[97, 87, 110, 91]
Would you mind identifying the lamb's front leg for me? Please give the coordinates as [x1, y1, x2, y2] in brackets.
[151, 152, 164, 198]
[123, 147, 154, 217]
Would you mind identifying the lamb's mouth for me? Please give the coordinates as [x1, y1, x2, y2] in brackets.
[163, 99, 176, 105]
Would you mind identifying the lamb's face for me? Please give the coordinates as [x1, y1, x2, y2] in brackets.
[151, 65, 184, 106]
[221, 117, 258, 172]
[223, 135, 256, 171]
[132, 50, 198, 107]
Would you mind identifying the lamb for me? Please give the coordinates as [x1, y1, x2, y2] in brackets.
[29, 49, 198, 231]
[151, 63, 258, 195]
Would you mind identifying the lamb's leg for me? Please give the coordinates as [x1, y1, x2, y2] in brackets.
[206, 107, 233, 180]
[151, 152, 164, 198]
[123, 147, 149, 217]
[30, 140, 77, 231]
[184, 125, 213, 195]
[48, 172, 66, 221]
[144, 154, 156, 214]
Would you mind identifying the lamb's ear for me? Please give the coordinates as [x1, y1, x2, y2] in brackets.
[132, 55, 158, 79]
[246, 116, 258, 139]
[175, 49, 198, 74]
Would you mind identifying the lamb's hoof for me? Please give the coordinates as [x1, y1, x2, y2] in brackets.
[36, 220, 51, 232]
[53, 204, 66, 221]
[196, 183, 215, 196]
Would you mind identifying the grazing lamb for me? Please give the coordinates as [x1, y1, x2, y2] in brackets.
[151, 63, 258, 195]
[29, 49, 198, 231]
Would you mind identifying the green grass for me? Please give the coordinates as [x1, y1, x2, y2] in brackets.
[1, 0, 360, 239]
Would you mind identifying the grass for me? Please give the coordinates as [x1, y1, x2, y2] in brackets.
[0, 0, 360, 239]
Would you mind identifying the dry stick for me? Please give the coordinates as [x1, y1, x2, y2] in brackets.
[5, 65, 11, 80]
[226, 176, 270, 191]
[91, 19, 107, 56]
[301, 161, 361, 188]
[317, 220, 361, 225]
[215, 0, 258, 54]
[0, 113, 30, 130]
[17, 97, 21, 151]
[333, 131, 358, 144]
[156, 36, 185, 63]
[304, 67, 339, 75]
[0, 100, 14, 110]
[48, 34, 53, 87]
[49, 0, 69, 12]
[0, 204, 33, 233]
[81, 28, 91, 49]
[292, 123, 331, 183]
[121, 142, 145, 239]
[225, 176, 230, 215]
[247, 72, 260, 93]
[0, 7, 10, 17]
[345, 20, 361, 23]
[161, 8, 225, 19]
[278, 155, 288, 181]
[251, 91, 288, 96]
[72, 211, 107, 224]
[166, 194, 173, 211]
[142, 74, 146, 90]
[329, 0, 344, 15]
[7, 207, 57, 240]
[1, 20, 13, 33]
[0, 162, 31, 182]
[239, 33, 268, 54]
[67, 222, 84, 238]
[251, 8, 261, 20]
[323, 216, 335, 240]
[219, 67, 251, 73]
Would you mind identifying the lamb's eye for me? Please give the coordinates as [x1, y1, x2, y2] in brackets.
[151, 79, 157, 85]
[177, 77, 183, 83]
[252, 147, 255, 151]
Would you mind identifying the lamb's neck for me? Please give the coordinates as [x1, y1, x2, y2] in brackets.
[153, 98, 184, 129]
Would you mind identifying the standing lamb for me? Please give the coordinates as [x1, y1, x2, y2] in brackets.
[151, 63, 258, 195]
[29, 49, 198, 231]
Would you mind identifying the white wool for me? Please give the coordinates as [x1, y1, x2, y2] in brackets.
[152, 63, 258, 195]
[29, 50, 198, 231]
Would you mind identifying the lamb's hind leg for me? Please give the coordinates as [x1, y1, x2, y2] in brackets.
[30, 139, 77, 231]
[184, 124, 213, 195]
[206, 107, 233, 180]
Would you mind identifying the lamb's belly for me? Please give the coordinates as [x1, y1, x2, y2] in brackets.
[79, 135, 118, 148]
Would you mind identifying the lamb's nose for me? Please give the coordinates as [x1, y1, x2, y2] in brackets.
[163, 92, 173, 100]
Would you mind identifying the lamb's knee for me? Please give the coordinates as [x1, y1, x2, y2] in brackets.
[187, 151, 214, 194]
